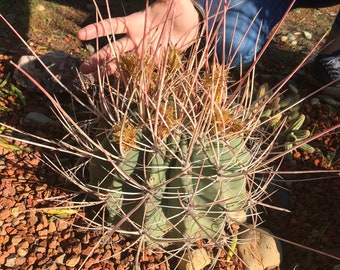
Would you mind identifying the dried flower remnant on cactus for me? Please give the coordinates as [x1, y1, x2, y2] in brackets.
[155, 102, 182, 139]
[117, 49, 183, 94]
[112, 121, 139, 152]
[201, 64, 229, 105]
[212, 108, 245, 135]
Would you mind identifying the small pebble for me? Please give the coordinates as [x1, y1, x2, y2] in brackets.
[5, 254, 17, 267]
[287, 32, 296, 41]
[55, 219, 68, 232]
[35, 246, 46, 254]
[18, 241, 29, 249]
[65, 255, 80, 267]
[15, 256, 26, 266]
[11, 235, 22, 245]
[35, 4, 45, 12]
[27, 254, 37, 265]
[288, 81, 299, 94]
[303, 31, 312, 40]
[17, 248, 29, 257]
[55, 254, 66, 265]
[310, 97, 321, 106]
[24, 112, 52, 127]
[48, 221, 57, 234]
[280, 35, 288, 42]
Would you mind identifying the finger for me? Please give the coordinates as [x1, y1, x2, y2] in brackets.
[80, 37, 135, 74]
[78, 17, 128, 41]
[105, 61, 119, 76]
[91, 60, 118, 79]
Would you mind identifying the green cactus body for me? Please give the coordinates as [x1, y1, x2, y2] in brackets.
[278, 96, 293, 108]
[181, 136, 250, 239]
[89, 129, 142, 221]
[298, 143, 316, 153]
[85, 50, 316, 257]
[261, 109, 272, 119]
[287, 110, 300, 122]
[290, 114, 305, 130]
[140, 135, 186, 243]
[291, 130, 310, 141]
[140, 135, 248, 242]
[135, 147, 172, 243]
[84, 51, 289, 253]
[90, 125, 251, 245]
[276, 113, 315, 154]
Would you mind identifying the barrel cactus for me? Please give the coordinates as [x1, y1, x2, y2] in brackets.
[80, 50, 279, 269]
[90, 125, 251, 245]
[87, 52, 256, 248]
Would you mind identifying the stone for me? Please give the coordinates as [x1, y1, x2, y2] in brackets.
[24, 112, 52, 127]
[35, 4, 45, 12]
[238, 227, 282, 270]
[48, 221, 57, 234]
[303, 31, 312, 40]
[5, 254, 17, 267]
[35, 246, 46, 254]
[0, 251, 9, 265]
[13, 51, 83, 93]
[11, 235, 22, 245]
[15, 256, 26, 266]
[17, 248, 29, 257]
[55, 253, 66, 265]
[18, 240, 29, 249]
[280, 35, 288, 42]
[65, 255, 81, 267]
[27, 254, 37, 265]
[28, 211, 38, 226]
[55, 219, 69, 232]
[287, 33, 296, 41]
[0, 209, 11, 220]
[178, 248, 211, 270]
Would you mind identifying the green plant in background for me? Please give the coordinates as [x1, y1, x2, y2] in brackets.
[255, 82, 315, 155]
[325, 151, 339, 168]
[0, 72, 26, 111]
[0, 125, 23, 151]
[0, 73, 25, 151]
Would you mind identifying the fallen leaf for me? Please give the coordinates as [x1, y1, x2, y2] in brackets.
[42, 209, 78, 218]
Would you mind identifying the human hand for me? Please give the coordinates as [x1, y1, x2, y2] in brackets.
[77, 0, 200, 75]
